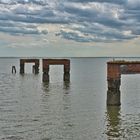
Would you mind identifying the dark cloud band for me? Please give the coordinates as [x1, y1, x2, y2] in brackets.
[0, 0, 140, 42]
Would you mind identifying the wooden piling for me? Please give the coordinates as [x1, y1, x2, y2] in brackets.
[12, 66, 16, 74]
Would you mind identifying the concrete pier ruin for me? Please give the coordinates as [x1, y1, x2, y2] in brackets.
[20, 59, 39, 74]
[42, 59, 70, 82]
[107, 60, 140, 106]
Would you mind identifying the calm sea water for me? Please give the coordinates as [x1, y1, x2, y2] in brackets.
[0, 57, 140, 140]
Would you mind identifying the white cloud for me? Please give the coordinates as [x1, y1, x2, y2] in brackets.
[0, 0, 139, 42]
[127, 0, 140, 9]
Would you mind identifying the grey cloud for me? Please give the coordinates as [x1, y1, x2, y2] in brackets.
[0, 20, 48, 35]
[126, 0, 140, 10]
[0, 0, 140, 42]
[0, 20, 15, 27]
[0, 0, 48, 5]
[60, 30, 94, 42]
[0, 3, 69, 24]
[60, 2, 124, 28]
[61, 4, 97, 18]
[59, 22, 136, 43]
[65, 0, 127, 5]
[13, 5, 55, 17]
[0, 12, 68, 24]
[57, 1, 140, 42]
[0, 27, 38, 34]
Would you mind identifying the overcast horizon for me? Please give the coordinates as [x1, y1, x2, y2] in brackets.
[0, 0, 140, 57]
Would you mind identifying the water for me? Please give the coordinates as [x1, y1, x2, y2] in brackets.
[0, 57, 140, 140]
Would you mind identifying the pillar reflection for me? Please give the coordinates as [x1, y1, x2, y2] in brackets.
[105, 106, 122, 139]
[41, 81, 73, 139]
[63, 81, 70, 91]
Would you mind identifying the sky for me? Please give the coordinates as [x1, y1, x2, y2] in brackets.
[0, 0, 140, 57]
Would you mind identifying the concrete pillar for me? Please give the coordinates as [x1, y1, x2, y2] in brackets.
[107, 60, 140, 106]
[42, 59, 70, 82]
[107, 63, 121, 106]
[20, 59, 40, 74]
[32, 65, 35, 73]
[20, 64, 24, 74]
[64, 73, 70, 81]
[107, 79, 121, 106]
[34, 64, 39, 74]
[42, 62, 49, 82]
[43, 72, 49, 82]
[64, 64, 70, 81]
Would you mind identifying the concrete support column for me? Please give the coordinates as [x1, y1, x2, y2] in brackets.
[34, 64, 39, 74]
[64, 64, 70, 81]
[42, 59, 70, 82]
[64, 73, 70, 81]
[20, 64, 24, 74]
[42, 62, 49, 82]
[107, 63, 121, 106]
[20, 59, 39, 74]
[107, 61, 140, 106]
[32, 65, 35, 73]
[33, 65, 39, 74]
[107, 79, 121, 106]
[43, 72, 49, 82]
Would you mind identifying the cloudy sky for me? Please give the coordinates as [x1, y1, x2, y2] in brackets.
[0, 0, 140, 57]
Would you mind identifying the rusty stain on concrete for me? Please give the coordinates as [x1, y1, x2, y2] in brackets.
[20, 59, 39, 74]
[42, 59, 70, 82]
[107, 60, 140, 106]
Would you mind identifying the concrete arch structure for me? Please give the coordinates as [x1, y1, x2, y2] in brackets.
[42, 59, 70, 82]
[107, 60, 140, 106]
[20, 59, 39, 74]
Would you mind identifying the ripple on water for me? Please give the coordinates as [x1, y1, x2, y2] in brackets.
[1, 58, 140, 140]
[120, 114, 140, 139]
[1, 135, 24, 140]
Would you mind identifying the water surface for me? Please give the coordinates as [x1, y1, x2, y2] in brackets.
[0, 58, 140, 140]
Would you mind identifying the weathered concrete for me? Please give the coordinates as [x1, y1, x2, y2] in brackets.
[43, 73, 49, 82]
[107, 60, 140, 106]
[106, 106, 121, 137]
[107, 79, 121, 106]
[42, 59, 70, 82]
[20, 59, 39, 74]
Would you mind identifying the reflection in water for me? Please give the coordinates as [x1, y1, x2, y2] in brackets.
[42, 82, 50, 93]
[41, 81, 74, 139]
[105, 106, 122, 139]
[63, 81, 70, 91]
[42, 81, 70, 92]
[61, 86, 74, 139]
